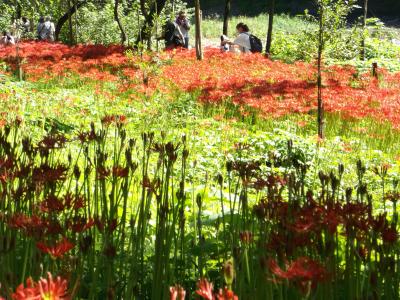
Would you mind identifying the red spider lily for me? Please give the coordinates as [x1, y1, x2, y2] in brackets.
[45, 219, 64, 236]
[196, 278, 214, 300]
[38, 134, 67, 150]
[62, 194, 85, 210]
[268, 257, 327, 289]
[12, 273, 69, 300]
[96, 166, 110, 180]
[77, 130, 97, 143]
[39, 195, 65, 213]
[169, 285, 186, 300]
[216, 288, 239, 300]
[32, 164, 68, 183]
[381, 226, 398, 244]
[101, 114, 127, 126]
[8, 214, 46, 237]
[12, 277, 38, 300]
[37, 273, 69, 300]
[239, 231, 253, 244]
[68, 217, 95, 233]
[8, 214, 44, 230]
[112, 165, 129, 178]
[3, 43, 400, 128]
[385, 191, 400, 203]
[36, 237, 74, 259]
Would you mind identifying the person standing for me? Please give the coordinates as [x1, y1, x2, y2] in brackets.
[37, 17, 45, 40]
[175, 11, 190, 49]
[38, 16, 55, 41]
[43, 16, 55, 41]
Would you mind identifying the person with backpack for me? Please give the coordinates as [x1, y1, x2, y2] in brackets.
[37, 17, 45, 40]
[175, 11, 190, 49]
[160, 19, 185, 50]
[221, 23, 263, 54]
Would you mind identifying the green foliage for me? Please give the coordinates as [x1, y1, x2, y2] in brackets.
[202, 13, 400, 69]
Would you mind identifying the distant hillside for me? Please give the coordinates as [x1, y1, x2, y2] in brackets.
[186, 0, 400, 19]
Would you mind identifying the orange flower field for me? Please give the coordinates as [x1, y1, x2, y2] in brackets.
[1, 42, 400, 127]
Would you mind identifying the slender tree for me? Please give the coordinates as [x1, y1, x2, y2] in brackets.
[361, 0, 368, 60]
[195, 0, 203, 60]
[67, 0, 74, 44]
[136, 0, 168, 47]
[55, 0, 87, 41]
[223, 0, 231, 36]
[114, 0, 127, 44]
[317, 2, 324, 139]
[315, 0, 356, 139]
[265, 0, 275, 55]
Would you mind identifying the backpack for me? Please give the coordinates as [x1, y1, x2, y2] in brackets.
[248, 34, 263, 53]
[164, 21, 176, 43]
[164, 20, 184, 47]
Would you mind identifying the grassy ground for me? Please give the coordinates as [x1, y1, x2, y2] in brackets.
[202, 14, 314, 39]
[200, 14, 400, 70]
[1, 37, 400, 298]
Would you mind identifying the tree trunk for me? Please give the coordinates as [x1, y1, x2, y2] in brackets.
[171, 0, 176, 15]
[74, 0, 78, 43]
[114, 0, 127, 44]
[265, 0, 275, 55]
[55, 0, 87, 41]
[68, 0, 74, 45]
[140, 0, 149, 18]
[136, 0, 168, 46]
[317, 4, 324, 140]
[361, 0, 368, 60]
[195, 0, 203, 60]
[15, 1, 22, 20]
[223, 0, 231, 36]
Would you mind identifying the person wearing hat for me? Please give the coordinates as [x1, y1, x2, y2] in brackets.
[175, 11, 190, 49]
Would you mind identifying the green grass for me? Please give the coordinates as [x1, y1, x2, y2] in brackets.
[202, 14, 315, 39]
[1, 42, 400, 298]
[201, 14, 400, 70]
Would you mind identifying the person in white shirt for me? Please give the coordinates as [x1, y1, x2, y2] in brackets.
[0, 31, 15, 46]
[233, 23, 251, 53]
[221, 23, 252, 53]
[175, 11, 190, 49]
[38, 16, 55, 42]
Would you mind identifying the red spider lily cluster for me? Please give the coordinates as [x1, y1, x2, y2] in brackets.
[268, 257, 327, 294]
[1, 42, 400, 127]
[169, 279, 238, 300]
[3, 273, 69, 300]
[36, 237, 74, 259]
[0, 115, 398, 298]
[195, 279, 238, 300]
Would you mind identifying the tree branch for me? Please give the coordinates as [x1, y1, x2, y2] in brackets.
[55, 0, 87, 41]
